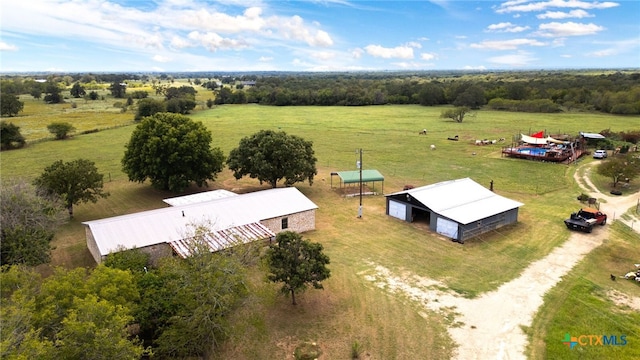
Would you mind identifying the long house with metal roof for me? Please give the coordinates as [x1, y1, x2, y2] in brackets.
[385, 178, 523, 243]
[83, 187, 318, 264]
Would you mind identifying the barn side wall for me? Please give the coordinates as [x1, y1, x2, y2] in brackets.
[459, 208, 520, 241]
[261, 209, 316, 234]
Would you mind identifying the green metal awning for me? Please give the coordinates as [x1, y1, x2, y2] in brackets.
[336, 170, 384, 184]
[330, 169, 385, 195]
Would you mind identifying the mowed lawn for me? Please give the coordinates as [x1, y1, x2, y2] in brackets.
[2, 104, 639, 359]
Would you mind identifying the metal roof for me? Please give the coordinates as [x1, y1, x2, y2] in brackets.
[163, 189, 238, 206]
[387, 178, 523, 225]
[580, 132, 606, 139]
[169, 222, 275, 258]
[336, 169, 384, 184]
[83, 187, 317, 257]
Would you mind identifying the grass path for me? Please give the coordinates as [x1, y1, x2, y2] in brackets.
[361, 161, 640, 359]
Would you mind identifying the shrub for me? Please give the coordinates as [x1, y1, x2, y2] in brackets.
[47, 122, 76, 140]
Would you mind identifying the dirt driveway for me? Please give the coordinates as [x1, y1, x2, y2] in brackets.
[363, 162, 639, 360]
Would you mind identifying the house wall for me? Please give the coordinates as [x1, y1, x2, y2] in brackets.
[85, 226, 173, 265]
[85, 227, 102, 264]
[261, 209, 316, 234]
[139, 243, 174, 266]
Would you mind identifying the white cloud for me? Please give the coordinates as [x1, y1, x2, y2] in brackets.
[496, 0, 619, 14]
[364, 45, 414, 59]
[170, 35, 192, 49]
[463, 65, 487, 70]
[486, 22, 530, 32]
[187, 31, 250, 51]
[258, 56, 273, 62]
[586, 38, 640, 58]
[351, 48, 364, 59]
[274, 15, 334, 47]
[0, 42, 18, 51]
[421, 52, 437, 60]
[470, 38, 546, 50]
[153, 55, 171, 62]
[176, 7, 266, 33]
[405, 41, 422, 48]
[536, 22, 604, 37]
[537, 9, 593, 19]
[310, 51, 336, 61]
[560, 54, 572, 58]
[487, 52, 537, 66]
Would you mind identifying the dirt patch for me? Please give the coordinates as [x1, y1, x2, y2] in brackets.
[606, 289, 640, 312]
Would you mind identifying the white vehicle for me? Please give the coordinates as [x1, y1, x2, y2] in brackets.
[593, 150, 608, 159]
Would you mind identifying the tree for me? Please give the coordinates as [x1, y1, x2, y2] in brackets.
[43, 81, 64, 104]
[122, 113, 225, 192]
[88, 91, 99, 100]
[110, 81, 127, 98]
[134, 98, 165, 121]
[0, 265, 144, 360]
[34, 159, 109, 218]
[265, 231, 330, 305]
[165, 97, 196, 114]
[133, 223, 250, 358]
[596, 154, 640, 188]
[0, 180, 66, 266]
[1, 93, 24, 117]
[69, 82, 86, 98]
[227, 130, 317, 188]
[47, 122, 75, 140]
[0, 121, 26, 150]
[440, 106, 471, 123]
[453, 85, 486, 109]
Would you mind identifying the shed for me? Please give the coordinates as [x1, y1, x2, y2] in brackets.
[83, 187, 318, 263]
[331, 169, 384, 194]
[385, 178, 523, 242]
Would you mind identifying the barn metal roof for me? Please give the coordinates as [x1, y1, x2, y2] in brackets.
[387, 178, 523, 225]
[163, 189, 238, 206]
[169, 222, 275, 258]
[83, 187, 317, 258]
[336, 169, 384, 184]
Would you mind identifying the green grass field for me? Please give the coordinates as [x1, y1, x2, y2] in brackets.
[1, 101, 639, 359]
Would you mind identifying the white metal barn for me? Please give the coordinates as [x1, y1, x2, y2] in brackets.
[83, 187, 318, 263]
[385, 178, 523, 242]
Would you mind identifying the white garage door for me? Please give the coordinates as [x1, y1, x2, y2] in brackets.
[388, 200, 407, 221]
[436, 218, 458, 238]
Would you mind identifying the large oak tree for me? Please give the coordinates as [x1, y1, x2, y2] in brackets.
[122, 112, 225, 192]
[227, 130, 317, 188]
[34, 159, 109, 218]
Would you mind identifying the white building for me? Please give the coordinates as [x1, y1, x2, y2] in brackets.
[83, 187, 318, 263]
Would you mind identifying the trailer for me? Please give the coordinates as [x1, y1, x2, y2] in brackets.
[564, 207, 607, 233]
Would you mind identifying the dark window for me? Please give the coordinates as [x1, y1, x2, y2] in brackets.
[281, 217, 288, 229]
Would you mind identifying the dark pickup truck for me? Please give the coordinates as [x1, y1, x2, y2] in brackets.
[564, 208, 607, 233]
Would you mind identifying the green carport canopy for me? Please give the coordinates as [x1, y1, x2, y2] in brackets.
[331, 169, 384, 194]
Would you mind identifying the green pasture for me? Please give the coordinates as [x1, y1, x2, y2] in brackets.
[1, 104, 639, 359]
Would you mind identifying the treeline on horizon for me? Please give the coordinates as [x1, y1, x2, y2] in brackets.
[2, 70, 640, 115]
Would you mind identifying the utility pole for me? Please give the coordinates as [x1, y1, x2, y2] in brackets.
[357, 148, 363, 218]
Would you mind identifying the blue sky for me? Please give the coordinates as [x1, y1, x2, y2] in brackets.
[1, 0, 638, 72]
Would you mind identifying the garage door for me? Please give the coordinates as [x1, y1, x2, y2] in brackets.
[436, 217, 458, 238]
[388, 200, 407, 221]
